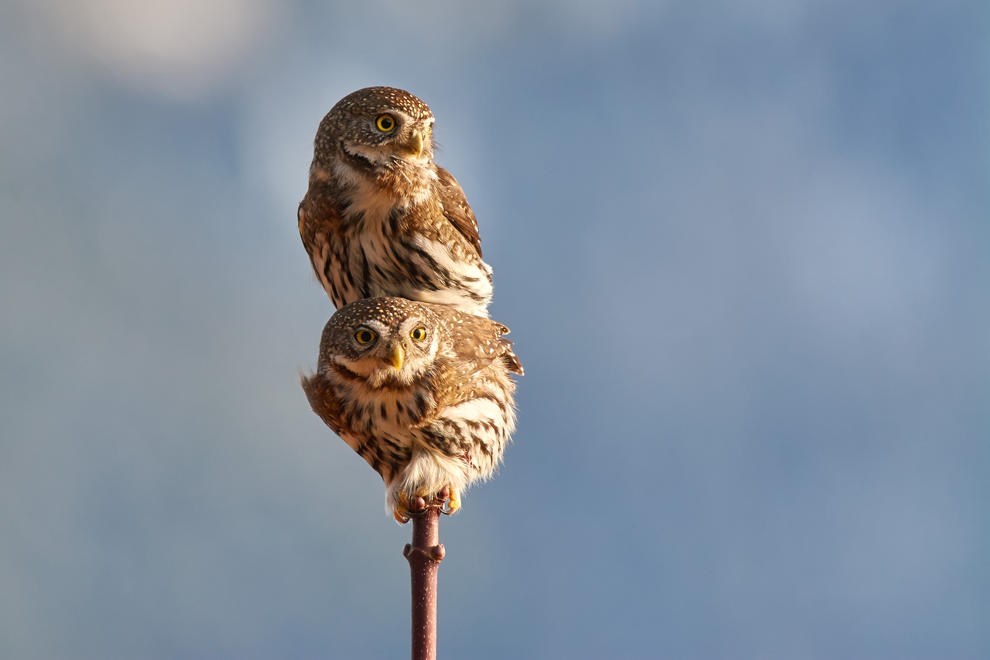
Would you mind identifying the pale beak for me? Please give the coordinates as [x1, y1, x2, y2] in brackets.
[399, 129, 425, 158]
[387, 342, 405, 370]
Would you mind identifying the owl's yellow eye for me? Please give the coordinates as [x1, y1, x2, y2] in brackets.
[354, 328, 377, 345]
[410, 326, 428, 342]
[375, 114, 396, 133]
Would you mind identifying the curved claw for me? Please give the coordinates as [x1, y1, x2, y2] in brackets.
[392, 491, 422, 524]
[441, 488, 461, 516]
[393, 487, 461, 521]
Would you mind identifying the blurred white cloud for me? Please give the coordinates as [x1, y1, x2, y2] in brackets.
[15, 0, 673, 108]
[369, 0, 668, 46]
[237, 59, 383, 222]
[27, 0, 284, 100]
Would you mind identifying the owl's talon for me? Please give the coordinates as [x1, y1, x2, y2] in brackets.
[441, 488, 461, 515]
[394, 492, 436, 523]
[396, 488, 461, 520]
[392, 491, 421, 523]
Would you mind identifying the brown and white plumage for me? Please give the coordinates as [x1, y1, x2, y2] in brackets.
[301, 297, 522, 521]
[298, 86, 493, 317]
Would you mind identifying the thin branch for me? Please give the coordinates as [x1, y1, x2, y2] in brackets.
[403, 489, 448, 660]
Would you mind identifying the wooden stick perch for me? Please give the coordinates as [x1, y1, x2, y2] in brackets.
[403, 488, 449, 660]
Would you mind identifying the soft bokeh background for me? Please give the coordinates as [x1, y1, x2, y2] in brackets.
[2, 1, 987, 658]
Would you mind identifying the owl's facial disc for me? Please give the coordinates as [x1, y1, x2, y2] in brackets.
[329, 313, 436, 389]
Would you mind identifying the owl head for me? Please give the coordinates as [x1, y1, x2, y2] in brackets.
[320, 297, 442, 389]
[315, 86, 436, 171]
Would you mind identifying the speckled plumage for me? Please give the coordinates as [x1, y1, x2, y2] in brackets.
[301, 297, 522, 521]
[298, 87, 493, 317]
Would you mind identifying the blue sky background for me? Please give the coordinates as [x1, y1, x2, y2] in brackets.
[2, 1, 987, 658]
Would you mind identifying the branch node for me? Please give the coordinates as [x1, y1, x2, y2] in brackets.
[403, 543, 445, 563]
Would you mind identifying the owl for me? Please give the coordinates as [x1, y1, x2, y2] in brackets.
[298, 86, 494, 317]
[301, 297, 523, 522]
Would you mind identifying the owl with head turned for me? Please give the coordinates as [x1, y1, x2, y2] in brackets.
[302, 297, 522, 521]
[298, 86, 493, 317]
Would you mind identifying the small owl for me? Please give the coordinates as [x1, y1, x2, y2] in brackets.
[301, 297, 523, 522]
[298, 86, 494, 317]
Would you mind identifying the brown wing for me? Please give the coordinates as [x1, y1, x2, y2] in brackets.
[300, 372, 347, 436]
[436, 166, 484, 258]
[428, 310, 522, 420]
[298, 183, 345, 287]
[446, 310, 524, 376]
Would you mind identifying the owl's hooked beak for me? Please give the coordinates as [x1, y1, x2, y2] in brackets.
[398, 129, 426, 158]
[387, 342, 405, 371]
